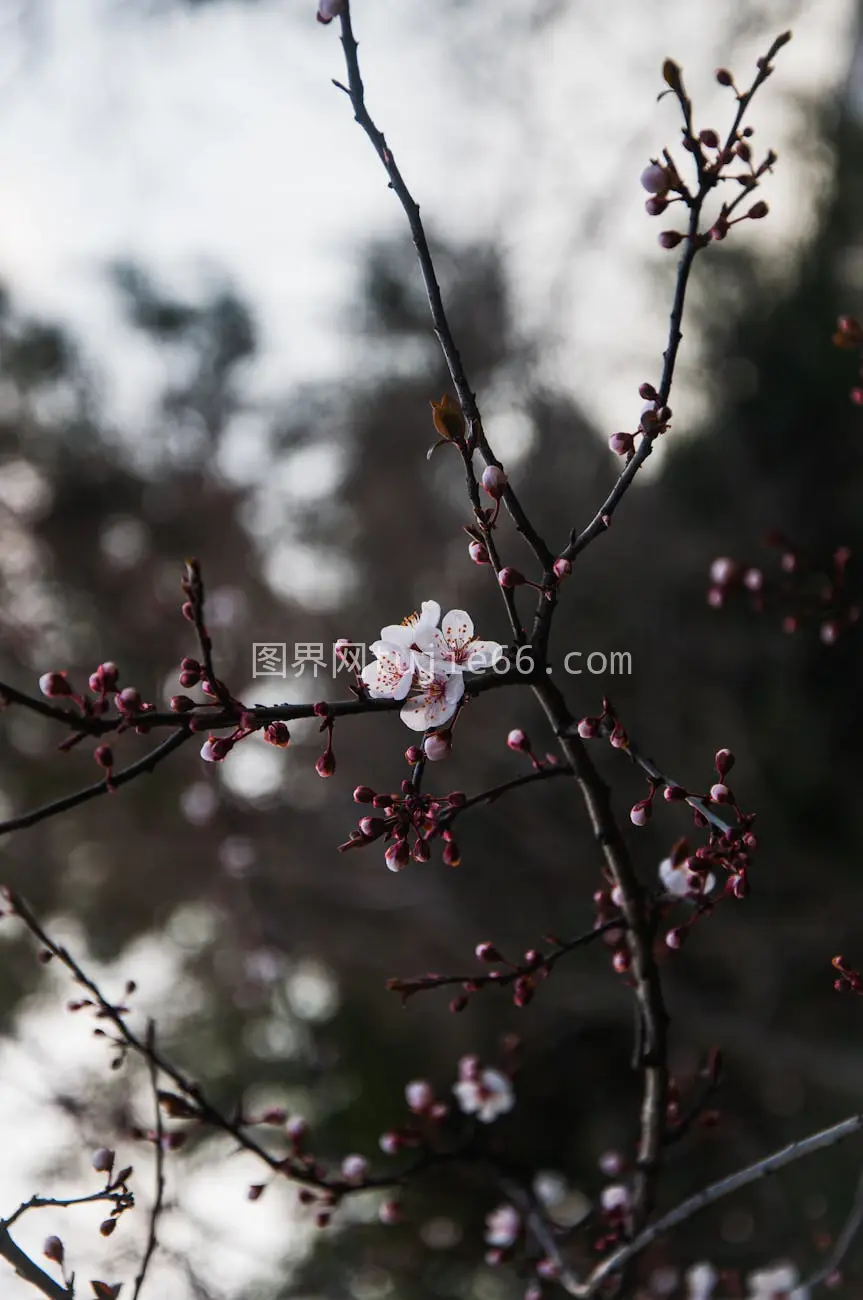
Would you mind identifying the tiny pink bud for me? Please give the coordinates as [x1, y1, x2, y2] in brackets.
[170, 694, 195, 712]
[340, 1154, 369, 1185]
[43, 1236, 64, 1264]
[405, 1080, 434, 1112]
[116, 686, 142, 713]
[94, 745, 113, 770]
[385, 840, 410, 872]
[645, 195, 668, 216]
[507, 729, 530, 753]
[379, 1199, 402, 1225]
[609, 431, 634, 456]
[664, 784, 686, 802]
[316, 0, 345, 22]
[714, 748, 734, 777]
[612, 948, 631, 974]
[498, 566, 525, 589]
[39, 672, 72, 699]
[577, 716, 599, 739]
[315, 751, 336, 778]
[630, 801, 651, 827]
[443, 840, 461, 867]
[424, 732, 451, 762]
[475, 941, 503, 963]
[666, 927, 685, 950]
[710, 557, 736, 586]
[748, 200, 769, 219]
[482, 465, 508, 499]
[353, 785, 375, 803]
[710, 783, 732, 803]
[286, 1116, 308, 1142]
[263, 721, 291, 747]
[553, 557, 572, 579]
[404, 745, 423, 765]
[379, 1131, 401, 1155]
[821, 620, 840, 645]
[699, 128, 719, 148]
[469, 540, 491, 565]
[599, 1150, 624, 1177]
[715, 68, 734, 86]
[658, 230, 684, 249]
[92, 1147, 115, 1172]
[743, 567, 763, 592]
[640, 162, 670, 194]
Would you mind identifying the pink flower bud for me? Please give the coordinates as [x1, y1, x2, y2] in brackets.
[748, 200, 769, 220]
[316, 0, 345, 23]
[405, 1080, 434, 1112]
[645, 195, 668, 216]
[469, 540, 491, 565]
[379, 1200, 403, 1225]
[379, 1131, 401, 1155]
[94, 745, 113, 770]
[640, 163, 670, 194]
[710, 557, 736, 586]
[482, 465, 508, 499]
[443, 840, 461, 867]
[630, 801, 651, 827]
[39, 672, 72, 698]
[507, 729, 530, 753]
[553, 557, 572, 579]
[286, 1116, 308, 1142]
[385, 840, 410, 872]
[599, 1150, 624, 1177]
[43, 1236, 64, 1264]
[170, 694, 195, 712]
[612, 948, 631, 974]
[709, 783, 732, 803]
[821, 620, 840, 645]
[424, 732, 451, 761]
[92, 1147, 115, 1172]
[498, 566, 525, 589]
[714, 748, 734, 777]
[658, 230, 684, 250]
[666, 927, 685, 950]
[475, 941, 503, 963]
[353, 785, 375, 803]
[316, 751, 336, 778]
[116, 686, 142, 714]
[340, 1154, 369, 1185]
[609, 432, 634, 456]
[663, 784, 686, 802]
[404, 745, 423, 765]
[264, 721, 291, 747]
[577, 716, 599, 739]
[715, 68, 733, 86]
[743, 567, 763, 592]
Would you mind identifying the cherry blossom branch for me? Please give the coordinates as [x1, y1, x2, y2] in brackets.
[0, 729, 191, 839]
[386, 915, 625, 1005]
[0, 1225, 71, 1300]
[573, 1111, 863, 1297]
[438, 764, 573, 825]
[334, 1, 555, 577]
[532, 677, 668, 1230]
[561, 31, 790, 567]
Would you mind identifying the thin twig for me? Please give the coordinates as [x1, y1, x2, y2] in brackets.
[132, 1021, 166, 1300]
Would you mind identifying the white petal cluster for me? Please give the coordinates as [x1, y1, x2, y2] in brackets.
[362, 600, 503, 731]
[452, 1066, 514, 1124]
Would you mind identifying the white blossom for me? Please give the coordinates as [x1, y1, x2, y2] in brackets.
[659, 856, 716, 898]
[453, 1067, 514, 1123]
[686, 1262, 718, 1300]
[424, 608, 503, 676]
[485, 1204, 520, 1248]
[746, 1262, 808, 1300]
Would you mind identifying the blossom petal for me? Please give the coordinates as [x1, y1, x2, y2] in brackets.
[463, 639, 504, 672]
[362, 644, 413, 699]
[441, 609, 474, 653]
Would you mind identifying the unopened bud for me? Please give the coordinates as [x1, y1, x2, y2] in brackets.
[424, 732, 451, 762]
[482, 465, 508, 499]
[640, 162, 670, 195]
[498, 566, 525, 589]
[469, 540, 490, 565]
[609, 431, 634, 456]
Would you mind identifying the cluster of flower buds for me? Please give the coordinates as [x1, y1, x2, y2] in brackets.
[37, 661, 160, 776]
[707, 534, 858, 643]
[641, 44, 784, 253]
[340, 779, 465, 870]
